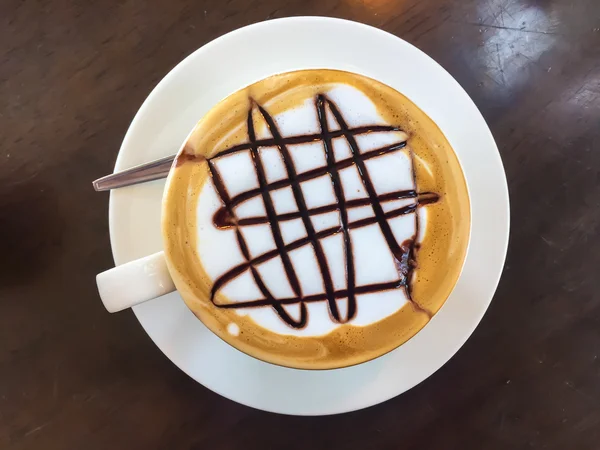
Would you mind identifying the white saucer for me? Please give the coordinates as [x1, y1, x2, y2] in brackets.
[109, 17, 509, 415]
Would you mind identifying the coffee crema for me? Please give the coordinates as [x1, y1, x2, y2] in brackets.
[163, 69, 470, 369]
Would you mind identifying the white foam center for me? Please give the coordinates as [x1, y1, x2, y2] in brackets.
[194, 83, 427, 337]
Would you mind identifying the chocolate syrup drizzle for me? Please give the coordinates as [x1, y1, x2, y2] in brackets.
[194, 95, 439, 329]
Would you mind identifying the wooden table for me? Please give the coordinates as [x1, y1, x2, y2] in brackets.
[1, 1, 599, 448]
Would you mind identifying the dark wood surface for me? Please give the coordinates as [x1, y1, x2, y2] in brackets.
[1, 0, 599, 449]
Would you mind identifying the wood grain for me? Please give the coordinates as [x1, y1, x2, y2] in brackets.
[1, 0, 599, 449]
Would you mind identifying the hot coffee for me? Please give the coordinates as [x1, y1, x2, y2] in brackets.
[162, 69, 470, 369]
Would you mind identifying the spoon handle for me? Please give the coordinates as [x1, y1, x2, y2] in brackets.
[92, 155, 175, 191]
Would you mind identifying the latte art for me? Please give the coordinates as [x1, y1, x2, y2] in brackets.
[163, 70, 470, 368]
[202, 93, 439, 333]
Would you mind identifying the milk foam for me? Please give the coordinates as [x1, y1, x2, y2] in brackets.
[195, 84, 423, 337]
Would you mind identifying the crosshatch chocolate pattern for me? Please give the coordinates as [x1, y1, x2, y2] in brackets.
[204, 94, 439, 329]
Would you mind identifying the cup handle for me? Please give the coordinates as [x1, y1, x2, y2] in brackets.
[96, 251, 176, 312]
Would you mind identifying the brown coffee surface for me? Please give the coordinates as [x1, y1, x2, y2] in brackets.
[162, 69, 470, 369]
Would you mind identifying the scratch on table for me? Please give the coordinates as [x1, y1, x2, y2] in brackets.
[501, 4, 516, 23]
[564, 381, 592, 401]
[452, 21, 561, 36]
[405, 15, 430, 34]
[414, 22, 441, 40]
[518, 51, 542, 70]
[496, 43, 507, 86]
[541, 235, 556, 247]
[483, 72, 504, 88]
[24, 421, 51, 437]
[403, 0, 420, 16]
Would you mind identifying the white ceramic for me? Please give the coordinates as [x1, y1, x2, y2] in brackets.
[97, 252, 174, 312]
[107, 17, 509, 415]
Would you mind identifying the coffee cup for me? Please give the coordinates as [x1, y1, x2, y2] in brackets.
[97, 69, 470, 369]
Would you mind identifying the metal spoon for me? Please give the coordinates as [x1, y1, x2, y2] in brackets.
[92, 155, 175, 191]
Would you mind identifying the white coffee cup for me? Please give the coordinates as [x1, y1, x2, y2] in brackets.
[96, 67, 472, 371]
